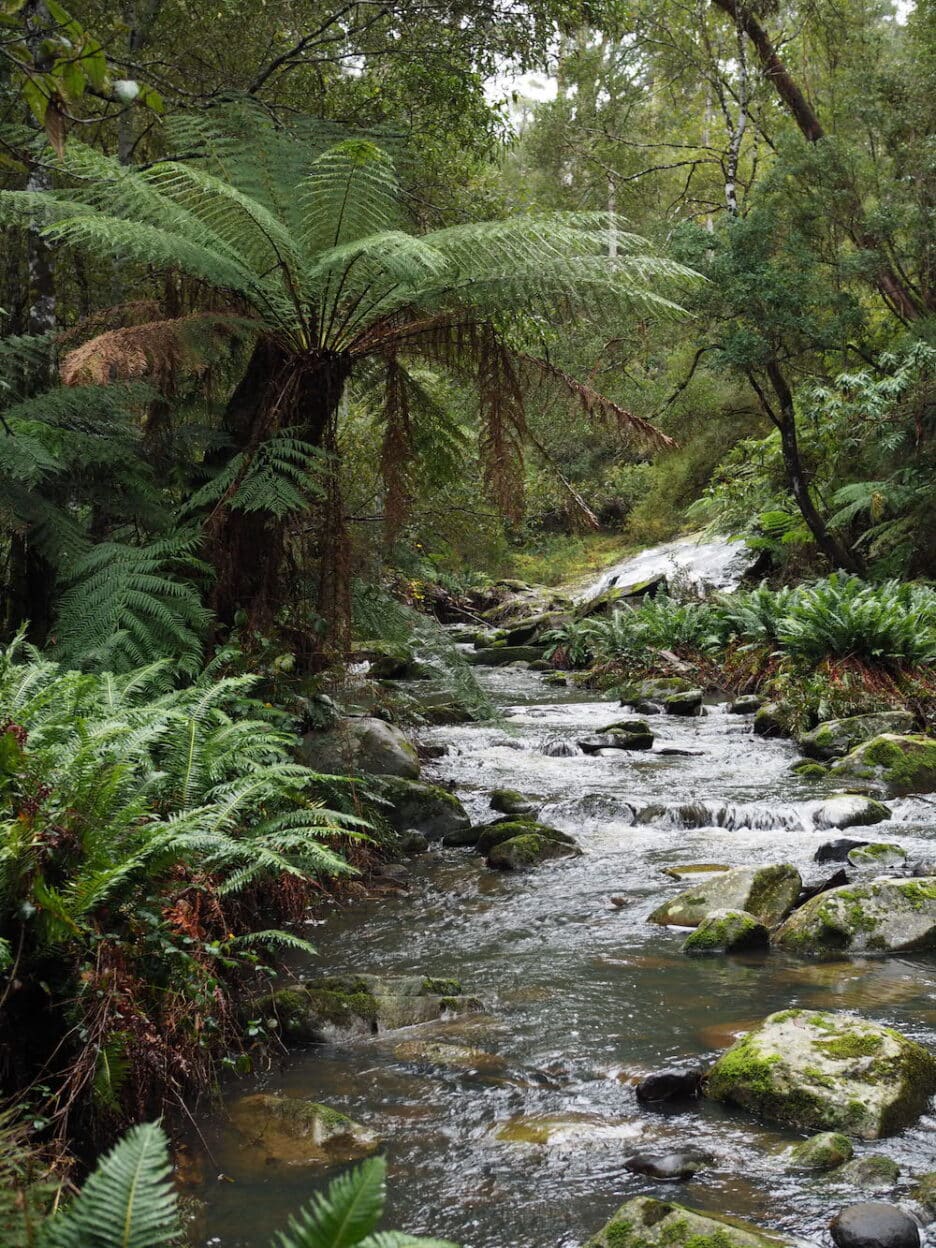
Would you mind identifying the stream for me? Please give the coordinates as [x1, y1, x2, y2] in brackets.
[192, 662, 936, 1248]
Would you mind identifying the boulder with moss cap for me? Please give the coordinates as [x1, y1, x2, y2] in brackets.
[298, 716, 419, 779]
[649, 864, 802, 929]
[226, 1095, 379, 1167]
[585, 1195, 805, 1248]
[487, 830, 582, 870]
[682, 908, 770, 955]
[774, 877, 936, 954]
[788, 1132, 854, 1172]
[799, 712, 916, 761]
[370, 774, 470, 839]
[705, 1008, 936, 1138]
[829, 733, 936, 794]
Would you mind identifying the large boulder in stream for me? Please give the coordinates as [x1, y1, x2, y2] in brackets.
[585, 1196, 804, 1248]
[649, 864, 802, 929]
[486, 830, 582, 870]
[828, 734, 936, 794]
[371, 774, 470, 839]
[682, 908, 770, 955]
[298, 716, 420, 779]
[579, 719, 654, 752]
[830, 1203, 921, 1248]
[811, 794, 892, 830]
[227, 1095, 380, 1167]
[705, 1008, 936, 1138]
[257, 973, 482, 1043]
[475, 819, 574, 856]
[773, 878, 936, 955]
[800, 712, 916, 761]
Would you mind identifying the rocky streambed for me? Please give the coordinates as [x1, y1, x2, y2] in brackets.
[189, 662, 936, 1248]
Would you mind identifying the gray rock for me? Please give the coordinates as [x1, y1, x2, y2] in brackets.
[682, 908, 770, 955]
[754, 702, 787, 738]
[800, 712, 916, 761]
[706, 1008, 936, 1138]
[664, 688, 703, 716]
[586, 1196, 803, 1247]
[487, 830, 582, 870]
[298, 716, 419, 779]
[372, 774, 470, 839]
[788, 1132, 854, 1171]
[828, 734, 936, 795]
[489, 788, 536, 815]
[838, 1155, 901, 1191]
[468, 645, 545, 666]
[812, 794, 892, 830]
[728, 694, 762, 714]
[623, 1150, 706, 1181]
[774, 878, 936, 955]
[649, 864, 802, 929]
[847, 843, 907, 869]
[830, 1203, 920, 1248]
[815, 838, 870, 863]
[226, 1095, 380, 1167]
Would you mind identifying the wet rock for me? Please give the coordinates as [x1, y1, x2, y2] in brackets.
[682, 909, 770, 955]
[399, 829, 429, 854]
[812, 794, 892, 830]
[910, 1173, 936, 1215]
[486, 831, 582, 870]
[609, 895, 629, 908]
[649, 864, 802, 929]
[774, 878, 936, 955]
[729, 694, 762, 714]
[792, 760, 830, 779]
[664, 688, 703, 716]
[619, 677, 694, 705]
[623, 1150, 706, 1181]
[586, 1196, 802, 1247]
[633, 697, 663, 714]
[227, 1095, 379, 1166]
[542, 736, 578, 755]
[754, 702, 788, 738]
[371, 774, 470, 840]
[298, 716, 420, 779]
[469, 645, 545, 667]
[788, 1131, 854, 1171]
[816, 838, 870, 864]
[637, 803, 667, 824]
[489, 788, 536, 816]
[661, 863, 730, 880]
[657, 746, 705, 756]
[635, 1066, 704, 1103]
[829, 733, 936, 795]
[495, 1113, 616, 1144]
[541, 672, 569, 688]
[800, 712, 916, 761]
[848, 843, 907, 869]
[371, 863, 409, 888]
[475, 819, 573, 856]
[838, 1155, 901, 1191]
[393, 1039, 505, 1073]
[830, 1203, 920, 1248]
[579, 722, 654, 752]
[705, 1008, 936, 1138]
[796, 868, 850, 906]
[257, 974, 481, 1043]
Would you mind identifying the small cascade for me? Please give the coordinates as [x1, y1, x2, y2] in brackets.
[580, 532, 756, 602]
[541, 737, 581, 757]
[644, 799, 811, 832]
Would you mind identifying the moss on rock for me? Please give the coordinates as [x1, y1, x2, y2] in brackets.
[774, 877, 936, 954]
[650, 864, 802, 929]
[585, 1196, 800, 1247]
[682, 909, 770, 955]
[788, 1131, 853, 1171]
[829, 733, 936, 794]
[486, 831, 582, 870]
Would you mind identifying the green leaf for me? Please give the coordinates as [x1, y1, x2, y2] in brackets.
[275, 1157, 386, 1248]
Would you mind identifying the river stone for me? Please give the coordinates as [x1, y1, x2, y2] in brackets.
[774, 878, 936, 955]
[847, 843, 907, 869]
[486, 831, 582, 870]
[816, 838, 871, 863]
[829, 734, 936, 795]
[227, 1095, 379, 1166]
[623, 1150, 706, 1181]
[910, 1173, 936, 1215]
[371, 774, 470, 839]
[789, 1132, 854, 1171]
[393, 1039, 505, 1073]
[635, 1066, 704, 1103]
[682, 909, 770, 955]
[793, 760, 830, 779]
[599, 717, 655, 741]
[830, 1203, 920, 1248]
[585, 1196, 803, 1248]
[664, 688, 703, 716]
[619, 676, 694, 704]
[729, 694, 762, 714]
[489, 788, 536, 815]
[649, 864, 802, 929]
[705, 1008, 936, 1138]
[838, 1155, 901, 1191]
[579, 724, 654, 752]
[800, 713, 916, 761]
[469, 645, 545, 666]
[754, 702, 788, 738]
[298, 716, 419, 779]
[258, 974, 482, 1042]
[475, 820, 574, 856]
[812, 794, 892, 830]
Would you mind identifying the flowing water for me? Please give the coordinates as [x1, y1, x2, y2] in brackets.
[581, 532, 757, 600]
[192, 663, 936, 1248]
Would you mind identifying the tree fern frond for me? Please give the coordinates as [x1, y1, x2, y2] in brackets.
[274, 1155, 386, 1248]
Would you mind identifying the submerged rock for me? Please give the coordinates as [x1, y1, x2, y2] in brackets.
[489, 788, 536, 815]
[815, 838, 871, 863]
[664, 688, 703, 716]
[682, 908, 770, 955]
[812, 794, 892, 830]
[371, 774, 470, 839]
[258, 974, 481, 1043]
[800, 712, 916, 761]
[393, 1039, 504, 1073]
[830, 1203, 920, 1248]
[298, 716, 419, 779]
[705, 1008, 936, 1138]
[847, 843, 907, 869]
[649, 864, 802, 929]
[829, 733, 936, 794]
[227, 1095, 379, 1166]
[788, 1131, 854, 1172]
[774, 878, 936, 954]
[838, 1155, 901, 1191]
[585, 1196, 802, 1248]
[486, 831, 582, 870]
[635, 1066, 704, 1103]
[623, 1150, 706, 1181]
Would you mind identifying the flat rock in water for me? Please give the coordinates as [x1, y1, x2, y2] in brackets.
[706, 1008, 936, 1138]
[393, 1039, 505, 1073]
[728, 694, 762, 714]
[661, 863, 730, 880]
[226, 1095, 380, 1167]
[830, 1203, 921, 1248]
[812, 794, 892, 830]
[664, 689, 704, 716]
[649, 864, 802, 928]
[489, 788, 536, 815]
[774, 878, 936, 954]
[800, 712, 916, 761]
[848, 843, 907, 869]
[585, 1196, 805, 1247]
[788, 1131, 854, 1172]
[837, 1155, 901, 1191]
[623, 1150, 706, 1181]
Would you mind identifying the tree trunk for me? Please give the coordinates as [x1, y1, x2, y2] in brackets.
[749, 362, 863, 573]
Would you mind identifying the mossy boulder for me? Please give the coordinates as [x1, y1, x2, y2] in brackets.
[486, 830, 582, 870]
[788, 1132, 854, 1172]
[580, 719, 655, 751]
[664, 688, 703, 716]
[799, 713, 916, 761]
[257, 974, 481, 1042]
[226, 1095, 379, 1166]
[489, 788, 536, 816]
[837, 1155, 900, 1191]
[729, 694, 762, 714]
[298, 717, 419, 779]
[475, 819, 572, 856]
[792, 761, 830, 779]
[682, 909, 770, 955]
[847, 843, 906, 869]
[619, 676, 694, 704]
[705, 1008, 936, 1138]
[811, 793, 892, 830]
[371, 774, 470, 840]
[829, 733, 936, 794]
[754, 702, 788, 738]
[468, 645, 545, 667]
[910, 1172, 936, 1215]
[585, 1196, 802, 1248]
[649, 864, 802, 929]
[774, 877, 936, 955]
